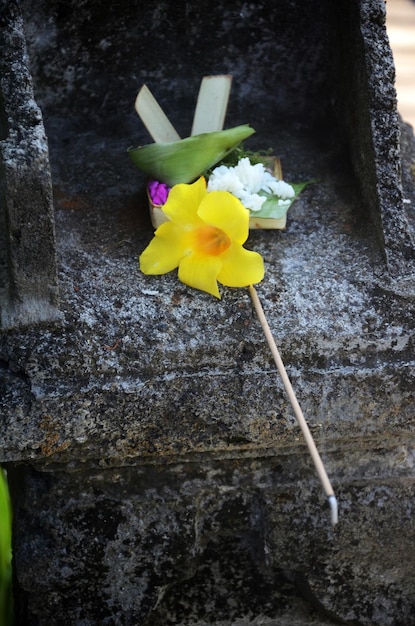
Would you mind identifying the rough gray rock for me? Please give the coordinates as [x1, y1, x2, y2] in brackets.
[0, 0, 60, 328]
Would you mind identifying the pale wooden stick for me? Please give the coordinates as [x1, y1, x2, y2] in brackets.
[249, 284, 338, 525]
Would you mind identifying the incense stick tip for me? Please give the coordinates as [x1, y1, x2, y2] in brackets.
[328, 495, 338, 525]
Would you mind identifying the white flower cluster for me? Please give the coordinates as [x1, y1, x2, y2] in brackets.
[207, 157, 295, 212]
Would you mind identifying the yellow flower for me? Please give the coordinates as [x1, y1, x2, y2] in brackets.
[140, 177, 265, 298]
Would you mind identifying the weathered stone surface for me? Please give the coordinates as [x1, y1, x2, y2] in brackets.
[333, 0, 415, 278]
[0, 1, 60, 328]
[1, 151, 414, 464]
[9, 454, 415, 626]
[1, 0, 415, 624]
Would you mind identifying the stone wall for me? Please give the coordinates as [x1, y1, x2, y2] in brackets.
[0, 1, 59, 328]
[1, 0, 415, 624]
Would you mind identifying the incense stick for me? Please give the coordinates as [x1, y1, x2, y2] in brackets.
[249, 284, 338, 525]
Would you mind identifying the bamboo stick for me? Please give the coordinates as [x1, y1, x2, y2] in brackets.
[249, 284, 338, 525]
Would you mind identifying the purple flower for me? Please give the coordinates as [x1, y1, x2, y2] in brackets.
[148, 180, 170, 206]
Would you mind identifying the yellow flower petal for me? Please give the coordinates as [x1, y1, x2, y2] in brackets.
[178, 252, 222, 298]
[197, 191, 249, 244]
[139, 222, 188, 274]
[163, 177, 207, 226]
[139, 176, 265, 297]
[217, 244, 264, 287]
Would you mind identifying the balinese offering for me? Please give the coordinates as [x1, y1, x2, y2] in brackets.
[128, 75, 307, 230]
[131, 76, 337, 525]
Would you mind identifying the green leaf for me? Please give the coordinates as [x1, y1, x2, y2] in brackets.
[0, 469, 12, 626]
[251, 180, 314, 220]
[128, 124, 255, 187]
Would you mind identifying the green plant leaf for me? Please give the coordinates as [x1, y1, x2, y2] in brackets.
[128, 125, 255, 187]
[0, 469, 12, 626]
[251, 180, 313, 219]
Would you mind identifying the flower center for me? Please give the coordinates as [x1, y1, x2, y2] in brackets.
[194, 225, 231, 256]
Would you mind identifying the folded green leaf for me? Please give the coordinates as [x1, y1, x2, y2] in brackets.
[128, 124, 255, 187]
